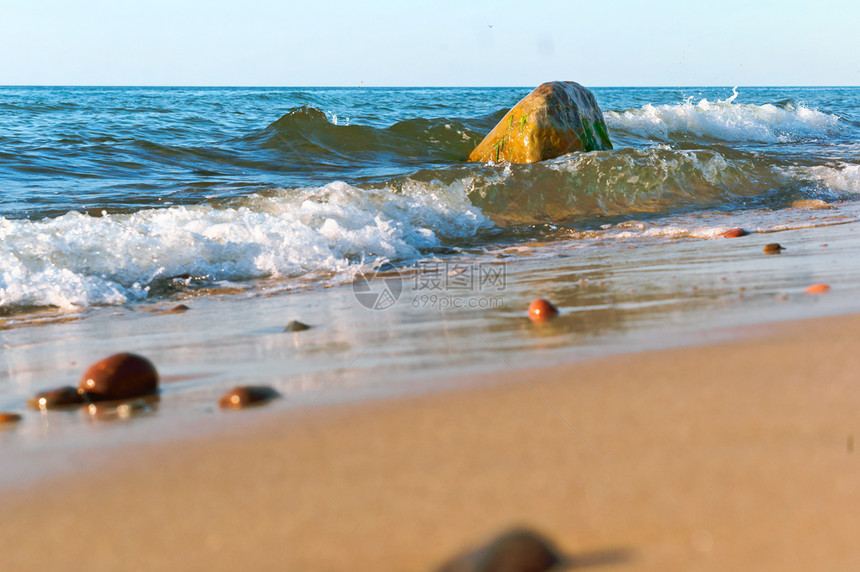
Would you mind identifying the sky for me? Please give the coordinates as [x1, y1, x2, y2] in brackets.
[1, 0, 858, 86]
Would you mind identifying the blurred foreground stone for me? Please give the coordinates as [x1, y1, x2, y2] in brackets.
[436, 529, 563, 572]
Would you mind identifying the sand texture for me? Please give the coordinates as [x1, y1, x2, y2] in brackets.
[2, 314, 860, 571]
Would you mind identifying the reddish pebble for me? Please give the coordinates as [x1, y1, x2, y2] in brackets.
[720, 228, 749, 238]
[0, 412, 22, 424]
[804, 283, 830, 295]
[528, 299, 559, 322]
[79, 353, 159, 401]
[27, 386, 86, 410]
[218, 385, 280, 409]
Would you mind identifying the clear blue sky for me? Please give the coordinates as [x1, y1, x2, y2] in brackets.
[2, 0, 858, 86]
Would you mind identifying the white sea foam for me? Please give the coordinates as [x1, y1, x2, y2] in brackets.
[605, 89, 842, 143]
[0, 181, 490, 310]
[786, 163, 860, 194]
[605, 224, 744, 241]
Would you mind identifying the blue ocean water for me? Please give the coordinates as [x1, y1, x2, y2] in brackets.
[0, 86, 858, 312]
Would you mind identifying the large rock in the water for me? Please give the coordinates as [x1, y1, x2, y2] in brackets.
[468, 81, 612, 164]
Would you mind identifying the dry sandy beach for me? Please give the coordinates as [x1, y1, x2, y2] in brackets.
[2, 311, 859, 571]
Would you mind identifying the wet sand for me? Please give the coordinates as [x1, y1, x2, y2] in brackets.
[2, 312, 860, 571]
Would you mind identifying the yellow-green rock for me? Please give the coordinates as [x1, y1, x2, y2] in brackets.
[468, 81, 612, 164]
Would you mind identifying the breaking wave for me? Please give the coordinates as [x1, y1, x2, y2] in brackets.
[605, 88, 844, 143]
[0, 182, 489, 311]
[785, 163, 860, 194]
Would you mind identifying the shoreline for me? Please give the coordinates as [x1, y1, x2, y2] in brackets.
[3, 311, 860, 570]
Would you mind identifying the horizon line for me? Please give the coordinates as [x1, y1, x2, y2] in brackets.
[1, 84, 858, 89]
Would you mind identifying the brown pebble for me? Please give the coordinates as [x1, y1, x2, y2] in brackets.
[0, 412, 22, 424]
[720, 228, 749, 238]
[166, 304, 190, 314]
[763, 243, 784, 254]
[79, 353, 159, 401]
[528, 299, 559, 322]
[804, 283, 830, 295]
[27, 386, 86, 410]
[284, 320, 311, 332]
[218, 385, 280, 409]
[436, 529, 562, 572]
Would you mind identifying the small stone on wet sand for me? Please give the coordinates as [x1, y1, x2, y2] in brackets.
[528, 299, 559, 322]
[720, 228, 750, 238]
[763, 243, 784, 254]
[218, 386, 280, 409]
[284, 320, 311, 332]
[0, 412, 22, 424]
[27, 386, 86, 410]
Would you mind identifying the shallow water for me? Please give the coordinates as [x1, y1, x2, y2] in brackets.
[3, 204, 860, 445]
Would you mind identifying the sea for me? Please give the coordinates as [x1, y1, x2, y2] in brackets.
[1, 86, 858, 311]
[1, 85, 860, 459]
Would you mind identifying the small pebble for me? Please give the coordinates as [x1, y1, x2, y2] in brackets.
[720, 228, 749, 238]
[164, 304, 190, 314]
[436, 528, 562, 572]
[528, 299, 559, 322]
[284, 320, 311, 332]
[763, 243, 784, 254]
[79, 353, 159, 401]
[27, 386, 86, 410]
[805, 283, 830, 294]
[218, 385, 280, 409]
[0, 412, 22, 424]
